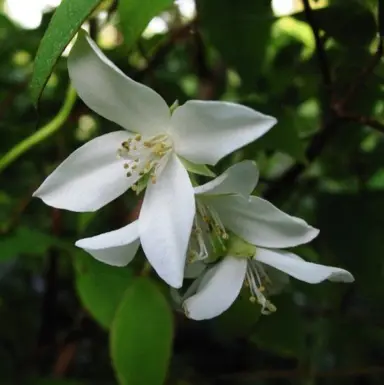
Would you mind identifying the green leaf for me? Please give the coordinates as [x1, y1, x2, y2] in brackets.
[179, 157, 216, 177]
[30, 0, 103, 106]
[111, 277, 173, 385]
[253, 108, 307, 162]
[0, 227, 59, 262]
[197, 0, 274, 84]
[118, 0, 173, 48]
[75, 252, 134, 329]
[298, 2, 377, 47]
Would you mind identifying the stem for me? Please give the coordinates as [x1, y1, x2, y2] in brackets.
[0, 85, 77, 173]
[140, 261, 152, 277]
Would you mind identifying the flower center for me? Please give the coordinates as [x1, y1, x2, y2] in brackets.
[117, 133, 172, 185]
[187, 201, 229, 263]
[245, 260, 276, 315]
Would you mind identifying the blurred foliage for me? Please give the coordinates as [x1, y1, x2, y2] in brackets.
[0, 0, 384, 384]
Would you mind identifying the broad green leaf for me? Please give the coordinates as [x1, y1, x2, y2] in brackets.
[197, 0, 274, 84]
[75, 252, 133, 329]
[180, 157, 216, 177]
[111, 278, 173, 385]
[30, 0, 103, 106]
[118, 0, 173, 48]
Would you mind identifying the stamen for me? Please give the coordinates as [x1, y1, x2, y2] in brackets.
[246, 260, 276, 315]
[196, 202, 228, 241]
[116, 133, 172, 189]
[187, 218, 209, 262]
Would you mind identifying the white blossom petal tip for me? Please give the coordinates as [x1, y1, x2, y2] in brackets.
[75, 221, 140, 266]
[183, 257, 247, 320]
[194, 160, 259, 197]
[255, 248, 354, 284]
[68, 30, 170, 135]
[327, 269, 354, 283]
[170, 100, 277, 165]
[33, 131, 135, 212]
[213, 195, 320, 248]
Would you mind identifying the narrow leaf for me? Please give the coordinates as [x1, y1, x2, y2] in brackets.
[118, 0, 173, 48]
[30, 0, 103, 106]
[111, 278, 173, 385]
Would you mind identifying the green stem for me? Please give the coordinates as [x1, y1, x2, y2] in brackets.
[0, 85, 77, 174]
[140, 261, 152, 277]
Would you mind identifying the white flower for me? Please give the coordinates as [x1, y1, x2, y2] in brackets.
[73, 160, 257, 287]
[33, 31, 277, 288]
[181, 170, 354, 320]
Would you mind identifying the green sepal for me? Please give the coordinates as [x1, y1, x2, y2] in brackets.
[169, 99, 179, 114]
[226, 232, 256, 259]
[205, 233, 228, 263]
[179, 157, 216, 177]
[134, 173, 151, 195]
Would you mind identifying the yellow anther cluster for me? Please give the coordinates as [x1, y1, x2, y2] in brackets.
[116, 133, 172, 186]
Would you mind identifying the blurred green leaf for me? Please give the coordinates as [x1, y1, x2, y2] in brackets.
[302, 2, 376, 46]
[111, 277, 173, 385]
[118, 0, 173, 49]
[0, 227, 58, 261]
[256, 110, 307, 162]
[197, 0, 274, 84]
[30, 0, 103, 106]
[75, 252, 133, 329]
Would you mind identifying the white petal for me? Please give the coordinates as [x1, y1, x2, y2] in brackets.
[33, 131, 137, 212]
[68, 31, 170, 136]
[183, 256, 247, 320]
[212, 195, 319, 248]
[75, 221, 140, 266]
[170, 100, 276, 165]
[256, 248, 354, 283]
[194, 160, 259, 197]
[139, 154, 195, 288]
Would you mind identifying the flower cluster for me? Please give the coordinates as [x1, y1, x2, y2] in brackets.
[34, 31, 354, 320]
